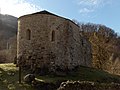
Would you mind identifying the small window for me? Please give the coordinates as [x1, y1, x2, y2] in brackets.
[81, 40, 84, 46]
[51, 31, 55, 41]
[26, 29, 31, 40]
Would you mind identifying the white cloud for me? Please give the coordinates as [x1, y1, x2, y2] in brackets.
[0, 0, 42, 17]
[77, 0, 112, 14]
[79, 8, 94, 13]
[78, 0, 102, 6]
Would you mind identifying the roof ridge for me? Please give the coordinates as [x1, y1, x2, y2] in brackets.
[31, 10, 56, 16]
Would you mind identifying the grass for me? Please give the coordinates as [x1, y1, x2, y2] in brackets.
[0, 63, 120, 90]
[36, 66, 120, 84]
[0, 63, 34, 90]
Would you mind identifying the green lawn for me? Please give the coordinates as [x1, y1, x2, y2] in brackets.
[0, 63, 34, 90]
[0, 63, 120, 90]
[36, 66, 120, 84]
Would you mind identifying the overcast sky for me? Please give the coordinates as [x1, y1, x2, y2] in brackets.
[0, 0, 120, 34]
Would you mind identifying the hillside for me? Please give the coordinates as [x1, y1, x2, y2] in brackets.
[0, 63, 120, 90]
[0, 14, 17, 50]
[79, 23, 120, 75]
[0, 14, 17, 63]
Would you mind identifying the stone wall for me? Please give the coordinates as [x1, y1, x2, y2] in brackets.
[17, 11, 92, 71]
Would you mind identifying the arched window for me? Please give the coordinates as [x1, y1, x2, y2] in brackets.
[51, 31, 55, 41]
[26, 29, 31, 40]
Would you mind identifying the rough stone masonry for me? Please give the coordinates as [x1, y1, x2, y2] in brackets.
[17, 10, 92, 72]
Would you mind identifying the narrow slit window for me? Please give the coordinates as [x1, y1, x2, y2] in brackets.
[26, 29, 31, 40]
[51, 31, 55, 41]
[81, 40, 84, 46]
